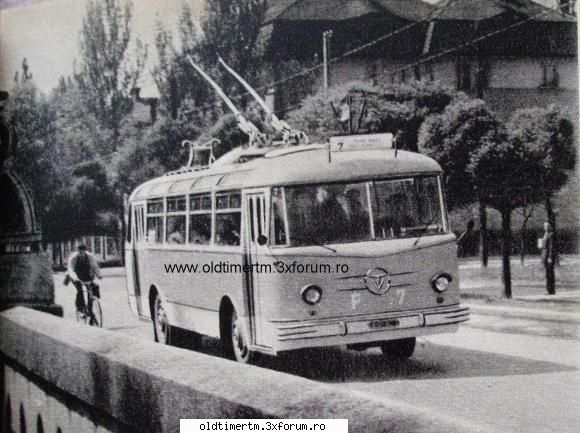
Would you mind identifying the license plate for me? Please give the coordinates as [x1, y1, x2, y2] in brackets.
[368, 319, 400, 329]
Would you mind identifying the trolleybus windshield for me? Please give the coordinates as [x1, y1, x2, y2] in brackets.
[284, 176, 445, 246]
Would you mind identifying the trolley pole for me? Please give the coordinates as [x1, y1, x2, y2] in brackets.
[322, 30, 333, 91]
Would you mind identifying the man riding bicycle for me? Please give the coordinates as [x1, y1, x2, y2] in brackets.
[67, 244, 102, 314]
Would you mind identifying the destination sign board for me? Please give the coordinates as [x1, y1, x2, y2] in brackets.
[329, 133, 393, 152]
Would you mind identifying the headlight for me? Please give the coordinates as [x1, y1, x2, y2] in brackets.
[301, 285, 322, 305]
[431, 273, 452, 293]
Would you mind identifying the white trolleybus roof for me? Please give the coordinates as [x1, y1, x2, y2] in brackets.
[129, 141, 443, 202]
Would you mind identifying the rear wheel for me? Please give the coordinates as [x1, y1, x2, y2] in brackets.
[88, 298, 103, 327]
[224, 308, 253, 363]
[379, 337, 416, 360]
[153, 295, 171, 344]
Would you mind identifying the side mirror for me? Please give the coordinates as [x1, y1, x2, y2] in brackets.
[257, 234, 268, 246]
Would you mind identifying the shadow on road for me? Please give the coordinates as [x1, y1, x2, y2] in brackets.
[169, 333, 577, 382]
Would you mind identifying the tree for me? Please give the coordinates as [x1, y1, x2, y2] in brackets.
[507, 106, 576, 294]
[468, 129, 541, 298]
[152, 4, 213, 120]
[287, 80, 459, 148]
[113, 107, 202, 196]
[197, 0, 267, 107]
[8, 60, 62, 236]
[418, 98, 501, 266]
[77, 0, 146, 149]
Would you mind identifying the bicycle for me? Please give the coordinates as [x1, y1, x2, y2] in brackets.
[75, 280, 103, 327]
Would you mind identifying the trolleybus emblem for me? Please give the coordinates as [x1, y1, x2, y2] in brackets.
[364, 268, 391, 295]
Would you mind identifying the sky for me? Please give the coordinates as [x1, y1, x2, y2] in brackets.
[0, 0, 204, 95]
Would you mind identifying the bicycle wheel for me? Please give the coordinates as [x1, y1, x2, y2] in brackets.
[88, 297, 103, 328]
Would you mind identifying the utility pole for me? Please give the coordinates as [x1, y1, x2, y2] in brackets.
[322, 30, 333, 91]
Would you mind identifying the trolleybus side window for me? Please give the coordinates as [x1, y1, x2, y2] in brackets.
[146, 199, 164, 244]
[134, 204, 145, 242]
[189, 193, 212, 245]
[166, 196, 186, 244]
[215, 191, 241, 246]
[270, 187, 287, 245]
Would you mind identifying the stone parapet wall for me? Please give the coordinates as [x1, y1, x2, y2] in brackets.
[0, 253, 54, 304]
[0, 307, 497, 433]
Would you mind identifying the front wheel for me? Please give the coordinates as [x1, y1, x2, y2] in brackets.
[153, 295, 171, 344]
[379, 337, 416, 360]
[224, 308, 253, 363]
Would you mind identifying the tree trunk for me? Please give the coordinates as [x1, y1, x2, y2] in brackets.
[479, 201, 489, 267]
[520, 212, 532, 265]
[545, 196, 556, 294]
[119, 203, 126, 266]
[500, 208, 512, 299]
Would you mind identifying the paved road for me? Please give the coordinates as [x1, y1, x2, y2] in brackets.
[54, 269, 580, 433]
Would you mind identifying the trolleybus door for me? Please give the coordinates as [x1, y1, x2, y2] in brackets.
[126, 204, 144, 316]
[245, 190, 269, 347]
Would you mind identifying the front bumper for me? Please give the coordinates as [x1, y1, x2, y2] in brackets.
[267, 304, 469, 353]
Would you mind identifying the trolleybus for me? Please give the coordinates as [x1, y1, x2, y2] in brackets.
[125, 133, 469, 363]
[125, 57, 468, 363]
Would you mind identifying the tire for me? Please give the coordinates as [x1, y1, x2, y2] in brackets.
[88, 297, 103, 328]
[224, 308, 253, 363]
[153, 295, 171, 344]
[379, 337, 416, 360]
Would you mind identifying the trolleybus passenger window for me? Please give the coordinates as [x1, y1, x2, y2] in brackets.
[166, 196, 186, 244]
[146, 199, 164, 244]
[270, 187, 287, 245]
[189, 193, 212, 245]
[215, 192, 241, 246]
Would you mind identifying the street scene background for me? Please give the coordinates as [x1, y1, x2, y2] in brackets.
[0, 0, 579, 432]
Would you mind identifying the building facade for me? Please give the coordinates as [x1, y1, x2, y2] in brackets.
[265, 0, 578, 120]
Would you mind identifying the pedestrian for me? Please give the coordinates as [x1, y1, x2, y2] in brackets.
[457, 219, 475, 257]
[539, 221, 555, 295]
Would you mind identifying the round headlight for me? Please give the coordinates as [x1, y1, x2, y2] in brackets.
[301, 285, 322, 305]
[431, 274, 452, 292]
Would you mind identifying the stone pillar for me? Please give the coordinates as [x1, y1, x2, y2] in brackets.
[0, 90, 62, 316]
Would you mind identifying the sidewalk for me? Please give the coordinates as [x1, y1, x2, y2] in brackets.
[459, 255, 580, 323]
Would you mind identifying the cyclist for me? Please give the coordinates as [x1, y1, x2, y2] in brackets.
[67, 244, 102, 315]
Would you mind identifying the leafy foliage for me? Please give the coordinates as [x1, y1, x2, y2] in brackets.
[113, 109, 201, 195]
[418, 98, 501, 209]
[8, 64, 61, 231]
[507, 105, 576, 199]
[287, 80, 459, 150]
[197, 0, 267, 98]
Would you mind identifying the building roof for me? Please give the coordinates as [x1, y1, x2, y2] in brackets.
[265, 0, 575, 23]
[265, 0, 437, 23]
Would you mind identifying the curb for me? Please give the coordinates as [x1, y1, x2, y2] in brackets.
[467, 303, 580, 324]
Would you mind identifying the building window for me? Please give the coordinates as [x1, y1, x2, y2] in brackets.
[456, 57, 472, 91]
[541, 61, 559, 88]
